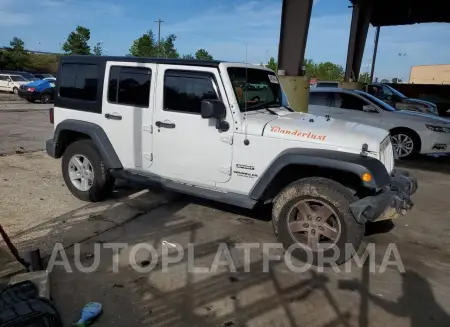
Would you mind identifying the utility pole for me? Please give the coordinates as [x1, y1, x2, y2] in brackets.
[155, 18, 164, 57]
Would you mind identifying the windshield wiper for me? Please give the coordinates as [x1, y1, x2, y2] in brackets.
[246, 101, 279, 115]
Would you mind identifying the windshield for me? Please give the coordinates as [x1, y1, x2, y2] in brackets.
[354, 90, 397, 111]
[20, 72, 36, 80]
[10, 75, 27, 82]
[227, 67, 284, 111]
[383, 84, 407, 99]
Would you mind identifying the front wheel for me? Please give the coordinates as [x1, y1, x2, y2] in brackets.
[62, 140, 115, 202]
[391, 131, 418, 159]
[13, 87, 19, 95]
[272, 177, 365, 266]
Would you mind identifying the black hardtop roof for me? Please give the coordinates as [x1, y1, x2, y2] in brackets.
[60, 55, 223, 68]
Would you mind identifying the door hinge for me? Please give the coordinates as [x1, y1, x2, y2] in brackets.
[220, 165, 232, 175]
[220, 136, 233, 145]
[144, 153, 153, 161]
[143, 125, 153, 133]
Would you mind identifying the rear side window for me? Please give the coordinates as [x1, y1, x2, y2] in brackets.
[163, 70, 218, 114]
[59, 63, 99, 101]
[335, 92, 369, 111]
[108, 66, 151, 107]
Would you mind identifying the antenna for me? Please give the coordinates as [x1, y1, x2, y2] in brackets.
[243, 43, 249, 146]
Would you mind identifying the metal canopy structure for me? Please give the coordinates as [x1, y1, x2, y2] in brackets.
[345, 0, 450, 82]
[350, 0, 450, 26]
[276, 0, 450, 111]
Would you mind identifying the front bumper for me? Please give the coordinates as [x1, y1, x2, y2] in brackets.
[350, 170, 417, 224]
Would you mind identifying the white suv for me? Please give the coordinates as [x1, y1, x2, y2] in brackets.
[309, 88, 450, 158]
[46, 56, 417, 265]
[0, 74, 29, 94]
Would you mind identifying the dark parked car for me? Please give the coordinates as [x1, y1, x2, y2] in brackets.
[367, 83, 438, 116]
[33, 73, 55, 80]
[18, 79, 55, 103]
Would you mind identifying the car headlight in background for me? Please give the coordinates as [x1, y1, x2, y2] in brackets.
[426, 124, 450, 133]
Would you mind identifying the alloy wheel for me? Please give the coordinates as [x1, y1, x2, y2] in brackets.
[287, 199, 341, 251]
[68, 154, 95, 191]
[392, 134, 414, 158]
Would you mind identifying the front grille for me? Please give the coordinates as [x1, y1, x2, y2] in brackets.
[380, 136, 395, 174]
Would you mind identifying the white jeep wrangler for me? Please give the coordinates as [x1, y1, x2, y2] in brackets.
[46, 56, 417, 265]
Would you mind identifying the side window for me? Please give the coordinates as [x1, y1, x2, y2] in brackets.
[309, 92, 331, 106]
[335, 93, 369, 111]
[163, 70, 219, 114]
[107, 66, 151, 107]
[59, 63, 99, 101]
[0, 76, 6, 81]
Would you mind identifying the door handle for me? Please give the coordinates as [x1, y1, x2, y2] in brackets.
[155, 121, 176, 129]
[105, 113, 122, 120]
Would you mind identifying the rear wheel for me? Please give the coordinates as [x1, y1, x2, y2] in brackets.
[40, 93, 52, 104]
[272, 177, 364, 266]
[62, 140, 115, 202]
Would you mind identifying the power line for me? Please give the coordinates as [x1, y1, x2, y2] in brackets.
[155, 18, 164, 57]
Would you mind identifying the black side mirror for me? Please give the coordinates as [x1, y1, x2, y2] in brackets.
[201, 99, 226, 119]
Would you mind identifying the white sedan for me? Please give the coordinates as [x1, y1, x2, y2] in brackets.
[309, 88, 450, 158]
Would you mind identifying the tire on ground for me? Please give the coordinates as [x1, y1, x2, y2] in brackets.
[272, 177, 365, 266]
[61, 139, 115, 202]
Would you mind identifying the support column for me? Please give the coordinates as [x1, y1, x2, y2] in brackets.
[344, 0, 372, 88]
[277, 0, 313, 113]
[370, 26, 380, 83]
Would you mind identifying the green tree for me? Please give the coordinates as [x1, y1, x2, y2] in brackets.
[195, 48, 213, 60]
[304, 58, 317, 77]
[391, 77, 402, 84]
[266, 57, 277, 71]
[129, 30, 179, 58]
[3, 37, 29, 69]
[93, 42, 103, 56]
[129, 30, 157, 57]
[182, 54, 195, 59]
[62, 26, 91, 55]
[310, 61, 344, 81]
[359, 72, 371, 83]
[160, 34, 179, 58]
[380, 79, 390, 83]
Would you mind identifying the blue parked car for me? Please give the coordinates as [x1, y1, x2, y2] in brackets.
[18, 79, 55, 103]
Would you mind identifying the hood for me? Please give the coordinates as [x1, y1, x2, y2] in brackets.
[393, 109, 450, 124]
[244, 109, 388, 152]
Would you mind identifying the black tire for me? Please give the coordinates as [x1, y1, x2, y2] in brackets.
[13, 87, 19, 95]
[272, 177, 365, 266]
[40, 92, 52, 104]
[62, 140, 114, 202]
[391, 130, 420, 159]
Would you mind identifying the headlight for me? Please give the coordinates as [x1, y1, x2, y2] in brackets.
[426, 124, 450, 133]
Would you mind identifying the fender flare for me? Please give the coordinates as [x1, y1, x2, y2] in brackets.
[249, 148, 390, 201]
[53, 119, 122, 169]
